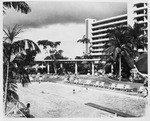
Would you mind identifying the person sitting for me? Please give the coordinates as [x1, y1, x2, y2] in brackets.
[20, 103, 30, 118]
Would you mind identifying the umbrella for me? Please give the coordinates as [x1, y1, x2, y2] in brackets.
[135, 52, 147, 74]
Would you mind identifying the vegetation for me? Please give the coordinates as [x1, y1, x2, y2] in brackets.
[126, 23, 147, 51]
[77, 35, 90, 54]
[37, 40, 64, 74]
[3, 1, 31, 14]
[3, 1, 38, 115]
[3, 24, 40, 113]
[104, 23, 147, 80]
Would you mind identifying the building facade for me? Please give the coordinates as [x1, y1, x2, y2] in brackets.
[85, 1, 148, 63]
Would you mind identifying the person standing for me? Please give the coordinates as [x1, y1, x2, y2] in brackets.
[37, 72, 41, 84]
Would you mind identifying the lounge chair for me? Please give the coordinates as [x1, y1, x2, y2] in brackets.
[91, 81, 96, 86]
[115, 84, 125, 91]
[69, 76, 74, 83]
[110, 83, 116, 89]
[124, 85, 132, 92]
[78, 79, 84, 85]
[84, 80, 92, 86]
[73, 79, 79, 84]
[137, 86, 144, 93]
[93, 81, 100, 87]
[63, 77, 69, 83]
[99, 82, 105, 88]
[81, 80, 86, 85]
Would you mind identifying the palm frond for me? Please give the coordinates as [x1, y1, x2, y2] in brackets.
[3, 2, 31, 14]
[77, 35, 90, 44]
[3, 24, 23, 43]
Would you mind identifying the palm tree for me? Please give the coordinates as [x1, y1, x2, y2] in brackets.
[126, 23, 147, 51]
[37, 40, 61, 74]
[3, 1, 31, 14]
[3, 25, 40, 114]
[77, 35, 90, 54]
[105, 25, 136, 80]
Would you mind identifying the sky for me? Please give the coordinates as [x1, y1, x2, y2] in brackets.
[3, 0, 127, 60]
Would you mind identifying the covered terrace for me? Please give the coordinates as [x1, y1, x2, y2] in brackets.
[35, 59, 100, 75]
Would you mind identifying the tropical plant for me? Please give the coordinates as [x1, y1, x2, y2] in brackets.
[105, 25, 136, 80]
[37, 40, 62, 74]
[126, 23, 148, 51]
[3, 25, 40, 114]
[3, 1, 31, 14]
[77, 35, 90, 54]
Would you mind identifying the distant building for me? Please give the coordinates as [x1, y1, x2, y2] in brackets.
[85, 1, 148, 64]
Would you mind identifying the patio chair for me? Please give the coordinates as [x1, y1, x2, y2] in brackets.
[124, 85, 132, 92]
[81, 80, 86, 85]
[73, 79, 79, 84]
[93, 81, 100, 87]
[115, 84, 125, 91]
[78, 79, 84, 85]
[99, 82, 105, 88]
[63, 77, 69, 83]
[110, 83, 116, 89]
[137, 86, 145, 93]
[91, 81, 96, 86]
[85, 80, 92, 86]
[76, 79, 81, 84]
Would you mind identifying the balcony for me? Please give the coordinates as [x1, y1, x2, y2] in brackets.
[92, 43, 105, 47]
[92, 28, 108, 34]
[91, 52, 105, 56]
[137, 20, 148, 24]
[92, 48, 104, 52]
[134, 6, 148, 12]
[92, 20, 127, 29]
[134, 14, 147, 19]
[92, 38, 109, 43]
[92, 14, 127, 26]
[92, 33, 108, 38]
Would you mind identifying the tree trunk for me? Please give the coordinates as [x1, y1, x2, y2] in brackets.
[53, 63, 57, 74]
[4, 62, 9, 114]
[85, 42, 88, 54]
[119, 55, 122, 81]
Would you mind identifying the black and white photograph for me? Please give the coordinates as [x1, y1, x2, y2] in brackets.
[2, 0, 149, 119]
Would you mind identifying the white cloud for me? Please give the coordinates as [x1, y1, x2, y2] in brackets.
[3, 1, 127, 59]
[17, 23, 85, 59]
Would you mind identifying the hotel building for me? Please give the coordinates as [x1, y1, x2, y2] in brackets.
[85, 1, 148, 64]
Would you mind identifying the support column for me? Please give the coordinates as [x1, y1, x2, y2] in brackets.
[75, 62, 78, 75]
[47, 62, 50, 74]
[111, 64, 113, 74]
[60, 63, 63, 68]
[92, 61, 95, 76]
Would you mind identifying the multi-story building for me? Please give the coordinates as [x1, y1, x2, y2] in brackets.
[86, 14, 128, 63]
[128, 1, 148, 53]
[85, 1, 148, 63]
